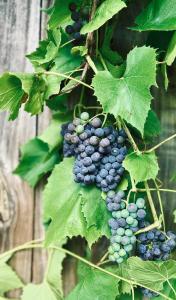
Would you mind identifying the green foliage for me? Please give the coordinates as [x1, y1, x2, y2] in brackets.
[22, 283, 58, 300]
[133, 0, 176, 31]
[93, 46, 157, 135]
[144, 110, 161, 139]
[0, 262, 23, 295]
[128, 257, 176, 292]
[44, 158, 110, 247]
[81, 0, 126, 34]
[123, 151, 159, 183]
[14, 113, 70, 187]
[66, 264, 119, 300]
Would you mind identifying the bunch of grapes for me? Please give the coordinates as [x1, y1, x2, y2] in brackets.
[107, 193, 146, 263]
[61, 112, 127, 191]
[65, 3, 89, 45]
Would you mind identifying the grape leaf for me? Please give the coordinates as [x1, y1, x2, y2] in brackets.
[44, 158, 108, 247]
[92, 46, 157, 135]
[165, 32, 176, 66]
[66, 264, 119, 300]
[48, 0, 82, 29]
[46, 249, 66, 298]
[123, 151, 159, 183]
[128, 257, 176, 292]
[144, 110, 161, 139]
[81, 0, 126, 34]
[0, 262, 23, 295]
[22, 283, 58, 300]
[133, 0, 176, 31]
[14, 113, 70, 187]
[26, 28, 61, 66]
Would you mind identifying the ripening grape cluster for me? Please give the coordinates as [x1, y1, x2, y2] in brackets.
[61, 112, 127, 192]
[107, 193, 146, 263]
[65, 2, 89, 45]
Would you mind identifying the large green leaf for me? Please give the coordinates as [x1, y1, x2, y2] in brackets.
[81, 0, 126, 34]
[26, 29, 61, 66]
[22, 283, 57, 300]
[92, 46, 157, 135]
[128, 257, 176, 292]
[66, 264, 119, 300]
[48, 0, 82, 29]
[44, 158, 109, 246]
[133, 0, 176, 31]
[0, 262, 23, 295]
[123, 151, 159, 183]
[165, 32, 176, 66]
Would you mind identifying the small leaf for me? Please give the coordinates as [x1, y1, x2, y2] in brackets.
[144, 110, 161, 139]
[0, 262, 23, 295]
[133, 0, 176, 31]
[165, 32, 176, 66]
[26, 29, 61, 66]
[123, 151, 159, 183]
[81, 0, 126, 34]
[66, 265, 119, 300]
[22, 283, 58, 300]
[92, 46, 157, 135]
[128, 257, 176, 292]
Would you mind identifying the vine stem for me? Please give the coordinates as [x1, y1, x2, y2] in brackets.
[137, 188, 176, 193]
[135, 221, 161, 235]
[120, 119, 140, 153]
[145, 182, 159, 224]
[145, 133, 176, 153]
[86, 55, 98, 74]
[0, 242, 173, 300]
[154, 179, 166, 232]
[97, 251, 109, 265]
[41, 71, 94, 90]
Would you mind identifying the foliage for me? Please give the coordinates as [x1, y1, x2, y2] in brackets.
[0, 0, 176, 299]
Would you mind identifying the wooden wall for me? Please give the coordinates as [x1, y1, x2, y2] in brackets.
[0, 0, 176, 298]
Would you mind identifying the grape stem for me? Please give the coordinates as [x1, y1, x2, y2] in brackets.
[135, 221, 161, 235]
[120, 119, 140, 153]
[97, 251, 109, 265]
[98, 51, 108, 71]
[145, 133, 176, 153]
[136, 188, 176, 193]
[154, 179, 166, 232]
[41, 71, 94, 90]
[86, 55, 98, 74]
[145, 182, 159, 224]
[97, 259, 110, 266]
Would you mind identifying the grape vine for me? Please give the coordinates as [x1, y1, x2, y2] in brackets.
[0, 0, 176, 300]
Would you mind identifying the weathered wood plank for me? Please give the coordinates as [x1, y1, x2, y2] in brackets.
[0, 0, 41, 289]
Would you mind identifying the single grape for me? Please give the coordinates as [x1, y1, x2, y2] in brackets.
[80, 112, 89, 121]
[90, 117, 102, 128]
[136, 198, 145, 209]
[65, 25, 74, 34]
[76, 125, 84, 134]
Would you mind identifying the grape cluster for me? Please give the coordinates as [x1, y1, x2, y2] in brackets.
[137, 223, 176, 298]
[65, 3, 89, 45]
[107, 193, 146, 263]
[61, 112, 127, 191]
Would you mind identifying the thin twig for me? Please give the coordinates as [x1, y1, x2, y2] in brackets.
[121, 119, 140, 153]
[154, 180, 166, 232]
[145, 133, 176, 153]
[145, 182, 159, 223]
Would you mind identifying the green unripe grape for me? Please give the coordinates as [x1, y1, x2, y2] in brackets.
[80, 112, 89, 121]
[136, 198, 145, 209]
[76, 125, 84, 134]
[119, 249, 126, 257]
[130, 219, 138, 228]
[115, 211, 121, 219]
[120, 202, 126, 209]
[107, 190, 115, 198]
[109, 254, 116, 262]
[121, 209, 129, 218]
[130, 212, 137, 218]
[112, 243, 120, 251]
[130, 236, 137, 244]
[116, 257, 124, 264]
[126, 216, 134, 225]
[124, 244, 133, 252]
[108, 246, 114, 254]
[112, 211, 117, 218]
[114, 252, 120, 259]
[121, 236, 130, 245]
[117, 228, 125, 236]
[125, 229, 133, 237]
[114, 235, 122, 243]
